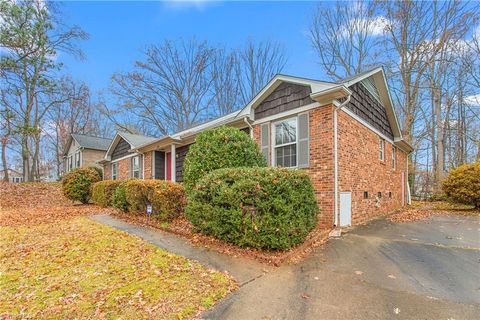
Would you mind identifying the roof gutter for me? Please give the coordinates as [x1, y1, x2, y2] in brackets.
[333, 95, 351, 228]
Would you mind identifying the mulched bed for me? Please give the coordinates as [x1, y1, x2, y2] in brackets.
[111, 211, 330, 266]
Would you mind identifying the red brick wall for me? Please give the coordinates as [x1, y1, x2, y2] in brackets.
[143, 151, 153, 179]
[252, 105, 335, 230]
[252, 104, 408, 230]
[337, 110, 408, 225]
[102, 157, 132, 180]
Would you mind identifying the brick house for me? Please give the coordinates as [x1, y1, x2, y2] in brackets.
[63, 134, 112, 174]
[102, 67, 413, 229]
[100, 132, 158, 180]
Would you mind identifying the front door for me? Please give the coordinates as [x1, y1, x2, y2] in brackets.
[340, 192, 352, 227]
[166, 152, 172, 181]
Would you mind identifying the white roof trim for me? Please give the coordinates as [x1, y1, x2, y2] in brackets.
[236, 74, 337, 118]
[341, 67, 403, 140]
[103, 132, 134, 159]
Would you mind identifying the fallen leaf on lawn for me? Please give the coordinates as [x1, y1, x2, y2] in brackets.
[388, 274, 396, 279]
[302, 293, 310, 299]
[314, 276, 319, 280]
[393, 307, 400, 314]
[355, 271, 363, 275]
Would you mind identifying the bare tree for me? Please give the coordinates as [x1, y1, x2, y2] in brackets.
[110, 38, 215, 135]
[211, 48, 240, 115]
[235, 39, 287, 106]
[309, 1, 382, 80]
[0, 0, 88, 181]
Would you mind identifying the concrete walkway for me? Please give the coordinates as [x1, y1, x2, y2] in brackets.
[91, 214, 480, 320]
[90, 214, 270, 285]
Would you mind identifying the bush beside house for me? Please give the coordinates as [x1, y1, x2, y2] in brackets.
[93, 179, 186, 221]
[92, 180, 123, 207]
[186, 167, 319, 250]
[124, 180, 186, 220]
[442, 162, 480, 208]
[183, 126, 266, 193]
[61, 167, 101, 204]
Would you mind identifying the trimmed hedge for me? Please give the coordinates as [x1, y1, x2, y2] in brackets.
[186, 167, 319, 250]
[183, 126, 266, 194]
[92, 180, 123, 207]
[62, 168, 101, 204]
[113, 181, 128, 212]
[442, 162, 480, 208]
[124, 179, 186, 221]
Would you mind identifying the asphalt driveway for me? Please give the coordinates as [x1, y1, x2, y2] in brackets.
[204, 214, 480, 319]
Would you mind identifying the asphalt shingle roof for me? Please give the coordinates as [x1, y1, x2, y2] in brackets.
[119, 132, 158, 148]
[71, 134, 112, 151]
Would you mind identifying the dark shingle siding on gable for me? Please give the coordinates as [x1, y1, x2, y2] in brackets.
[346, 83, 394, 140]
[254, 82, 314, 120]
[111, 138, 131, 160]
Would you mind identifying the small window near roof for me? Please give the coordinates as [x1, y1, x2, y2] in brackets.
[379, 138, 385, 161]
[363, 191, 369, 199]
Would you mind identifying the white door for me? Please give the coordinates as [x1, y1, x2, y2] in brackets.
[340, 192, 352, 227]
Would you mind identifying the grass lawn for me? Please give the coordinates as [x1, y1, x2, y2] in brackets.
[0, 183, 235, 319]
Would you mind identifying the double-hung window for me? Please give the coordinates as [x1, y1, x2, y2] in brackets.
[75, 151, 81, 168]
[379, 138, 385, 161]
[68, 155, 73, 171]
[392, 146, 396, 169]
[111, 162, 118, 180]
[273, 117, 297, 168]
[131, 156, 141, 178]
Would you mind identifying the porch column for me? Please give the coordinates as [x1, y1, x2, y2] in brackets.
[171, 144, 176, 182]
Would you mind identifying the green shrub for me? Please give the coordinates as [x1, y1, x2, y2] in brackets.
[442, 162, 480, 208]
[186, 167, 319, 250]
[61, 168, 101, 204]
[124, 179, 186, 220]
[92, 180, 123, 207]
[113, 182, 128, 212]
[89, 166, 103, 180]
[183, 126, 266, 194]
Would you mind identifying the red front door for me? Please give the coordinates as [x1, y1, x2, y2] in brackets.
[166, 152, 172, 180]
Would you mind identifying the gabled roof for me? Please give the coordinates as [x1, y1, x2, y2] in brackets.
[236, 74, 338, 117]
[103, 131, 158, 160]
[119, 132, 158, 148]
[339, 66, 403, 141]
[63, 133, 112, 156]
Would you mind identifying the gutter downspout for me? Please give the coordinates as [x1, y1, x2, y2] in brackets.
[244, 117, 254, 139]
[333, 95, 351, 227]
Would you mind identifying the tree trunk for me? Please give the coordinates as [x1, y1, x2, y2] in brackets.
[1, 140, 8, 182]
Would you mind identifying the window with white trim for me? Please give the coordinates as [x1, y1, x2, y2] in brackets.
[111, 162, 118, 180]
[273, 117, 297, 168]
[379, 138, 385, 161]
[68, 155, 73, 171]
[131, 155, 141, 178]
[392, 146, 396, 169]
[75, 151, 81, 168]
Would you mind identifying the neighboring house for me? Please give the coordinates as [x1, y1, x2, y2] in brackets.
[102, 67, 414, 229]
[63, 134, 112, 174]
[1, 169, 24, 183]
[100, 132, 158, 180]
